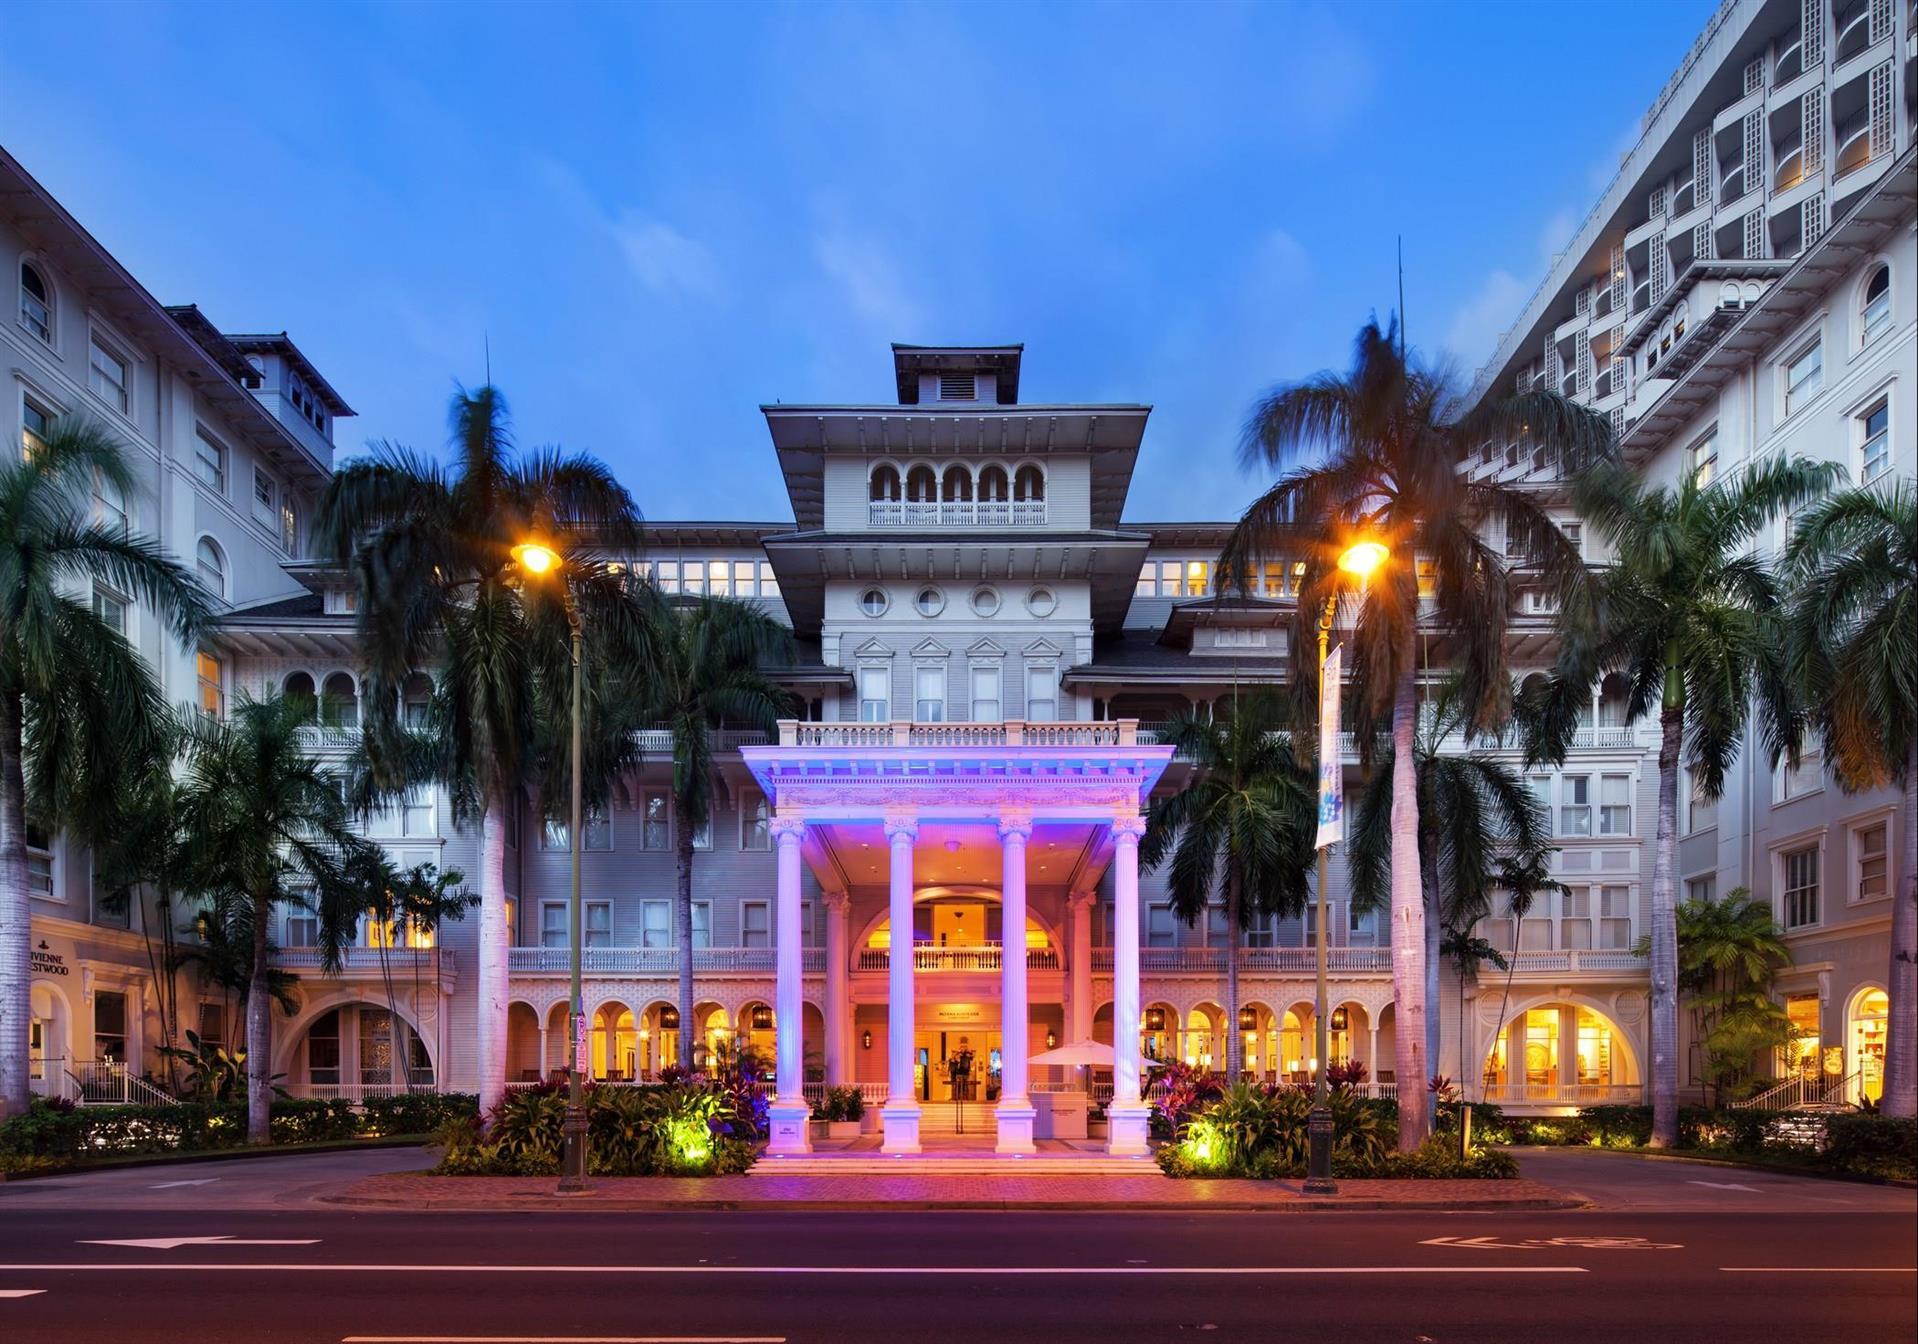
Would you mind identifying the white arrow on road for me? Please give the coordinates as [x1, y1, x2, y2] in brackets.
[0, 1290, 48, 1298]
[146, 1179, 220, 1190]
[80, 1236, 319, 1250]
[1687, 1180, 1760, 1192]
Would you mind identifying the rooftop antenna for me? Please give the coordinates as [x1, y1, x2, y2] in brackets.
[484, 332, 493, 387]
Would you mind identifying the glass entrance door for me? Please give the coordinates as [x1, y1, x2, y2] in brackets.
[916, 1030, 1003, 1102]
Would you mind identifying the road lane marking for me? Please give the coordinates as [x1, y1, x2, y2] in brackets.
[1687, 1180, 1760, 1192]
[344, 1337, 786, 1342]
[0, 1264, 1588, 1276]
[80, 1236, 321, 1250]
[0, 1290, 47, 1298]
[1721, 1267, 1917, 1273]
[1422, 1236, 1681, 1250]
[147, 1179, 221, 1190]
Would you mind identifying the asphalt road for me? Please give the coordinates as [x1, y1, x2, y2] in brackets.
[1, 1148, 1911, 1344]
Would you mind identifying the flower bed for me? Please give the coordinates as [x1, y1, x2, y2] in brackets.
[432, 1076, 761, 1177]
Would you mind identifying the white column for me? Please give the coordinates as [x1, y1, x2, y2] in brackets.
[1068, 890, 1094, 1046]
[882, 812, 921, 1153]
[766, 816, 811, 1153]
[1107, 814, 1150, 1155]
[996, 812, 1036, 1153]
[1368, 1026, 1380, 1096]
[823, 890, 851, 1087]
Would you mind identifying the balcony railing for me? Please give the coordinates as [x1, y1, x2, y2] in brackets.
[1479, 1082, 1642, 1106]
[278, 946, 452, 973]
[1091, 947, 1393, 974]
[855, 944, 1062, 972]
[507, 947, 826, 974]
[778, 720, 1140, 748]
[1501, 949, 1647, 973]
[283, 1075, 437, 1103]
[867, 500, 1047, 528]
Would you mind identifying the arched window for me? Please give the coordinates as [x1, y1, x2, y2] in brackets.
[283, 671, 318, 721]
[1013, 464, 1045, 502]
[19, 262, 52, 345]
[1862, 265, 1891, 346]
[1596, 672, 1632, 729]
[869, 464, 901, 502]
[977, 465, 1009, 502]
[941, 464, 973, 502]
[905, 465, 937, 502]
[321, 672, 359, 730]
[195, 537, 227, 598]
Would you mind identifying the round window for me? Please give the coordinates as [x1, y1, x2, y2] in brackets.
[859, 587, 889, 617]
[914, 586, 945, 617]
[1026, 585, 1058, 617]
[970, 585, 1001, 617]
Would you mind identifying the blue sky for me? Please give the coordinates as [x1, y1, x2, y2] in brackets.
[0, 0, 1715, 522]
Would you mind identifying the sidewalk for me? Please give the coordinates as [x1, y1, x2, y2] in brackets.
[332, 1169, 1583, 1212]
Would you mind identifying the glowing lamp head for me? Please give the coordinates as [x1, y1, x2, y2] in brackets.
[1337, 540, 1388, 578]
[512, 541, 560, 576]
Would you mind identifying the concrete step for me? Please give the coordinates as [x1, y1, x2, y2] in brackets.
[757, 1154, 1161, 1176]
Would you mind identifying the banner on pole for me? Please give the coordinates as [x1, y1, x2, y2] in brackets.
[573, 1009, 589, 1077]
[1316, 643, 1343, 849]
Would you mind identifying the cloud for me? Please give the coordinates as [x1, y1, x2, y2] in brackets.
[612, 214, 724, 299]
[1441, 268, 1530, 374]
[812, 228, 922, 336]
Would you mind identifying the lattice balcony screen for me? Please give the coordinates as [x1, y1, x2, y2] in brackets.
[1649, 184, 1667, 219]
[1694, 128, 1713, 208]
[1743, 209, 1765, 260]
[1575, 287, 1590, 317]
[1744, 56, 1765, 95]
[1803, 0, 1824, 69]
[1743, 109, 1766, 196]
[1650, 233, 1668, 303]
[1609, 243, 1627, 312]
[1869, 0, 1892, 44]
[1803, 84, 1824, 176]
[1694, 219, 1714, 260]
[1803, 192, 1827, 248]
[1576, 330, 1593, 398]
[1609, 406, 1627, 442]
[1869, 62, 1893, 160]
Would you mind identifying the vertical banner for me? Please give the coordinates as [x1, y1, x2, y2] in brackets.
[572, 1006, 589, 1079]
[1316, 643, 1344, 849]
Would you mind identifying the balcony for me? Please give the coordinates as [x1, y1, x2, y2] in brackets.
[779, 720, 1141, 748]
[507, 947, 826, 974]
[279, 946, 453, 975]
[1501, 949, 1647, 974]
[867, 501, 1047, 528]
[855, 943, 1062, 972]
[1091, 946, 1393, 974]
[1479, 1082, 1642, 1106]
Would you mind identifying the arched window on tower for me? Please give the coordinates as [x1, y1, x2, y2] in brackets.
[869, 464, 901, 502]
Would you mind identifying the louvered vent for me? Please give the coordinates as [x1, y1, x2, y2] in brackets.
[938, 373, 977, 401]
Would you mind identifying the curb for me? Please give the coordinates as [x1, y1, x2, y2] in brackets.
[1511, 1144, 1918, 1189]
[320, 1192, 1588, 1214]
[0, 1137, 431, 1183]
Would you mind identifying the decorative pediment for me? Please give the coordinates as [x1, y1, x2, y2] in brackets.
[852, 637, 893, 660]
[966, 637, 1006, 659]
[911, 638, 950, 660]
[1022, 637, 1064, 660]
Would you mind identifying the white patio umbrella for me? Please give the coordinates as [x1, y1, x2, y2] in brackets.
[1027, 1039, 1156, 1092]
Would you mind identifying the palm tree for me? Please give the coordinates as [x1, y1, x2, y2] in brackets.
[1347, 688, 1551, 1083]
[1, 415, 211, 1119]
[1639, 888, 1792, 1104]
[1784, 482, 1915, 1118]
[313, 385, 642, 1116]
[1140, 692, 1316, 1078]
[632, 594, 792, 1066]
[178, 693, 372, 1142]
[1523, 453, 1840, 1145]
[1219, 317, 1611, 1145]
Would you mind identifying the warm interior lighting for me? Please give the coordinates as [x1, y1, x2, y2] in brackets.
[512, 540, 560, 575]
[1337, 540, 1388, 577]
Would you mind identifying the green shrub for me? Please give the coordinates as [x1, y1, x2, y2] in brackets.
[430, 1080, 758, 1178]
[359, 1092, 478, 1136]
[1823, 1114, 1918, 1181]
[1339, 1134, 1519, 1179]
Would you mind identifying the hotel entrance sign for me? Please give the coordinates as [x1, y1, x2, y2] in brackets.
[1316, 643, 1343, 849]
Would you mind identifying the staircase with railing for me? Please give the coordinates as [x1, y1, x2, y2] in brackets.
[1730, 1072, 1860, 1111]
[59, 1060, 176, 1107]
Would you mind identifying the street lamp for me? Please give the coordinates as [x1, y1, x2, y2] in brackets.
[515, 537, 588, 1193]
[1306, 536, 1388, 1196]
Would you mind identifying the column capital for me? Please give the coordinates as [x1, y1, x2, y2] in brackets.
[883, 811, 919, 841]
[770, 815, 807, 844]
[1109, 814, 1147, 842]
[822, 889, 852, 915]
[1067, 889, 1098, 911]
[997, 810, 1034, 842]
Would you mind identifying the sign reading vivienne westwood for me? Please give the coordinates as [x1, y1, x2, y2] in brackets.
[1316, 643, 1344, 849]
[31, 949, 68, 976]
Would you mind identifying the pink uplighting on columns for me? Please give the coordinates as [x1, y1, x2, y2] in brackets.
[766, 815, 811, 1153]
[1107, 813, 1150, 1155]
[822, 890, 851, 1087]
[996, 811, 1036, 1153]
[882, 812, 922, 1154]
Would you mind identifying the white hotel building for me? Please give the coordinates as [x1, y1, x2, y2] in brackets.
[8, 0, 1914, 1148]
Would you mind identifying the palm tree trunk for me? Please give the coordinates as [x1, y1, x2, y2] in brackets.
[1224, 860, 1243, 1078]
[1422, 850, 1441, 1083]
[246, 891, 273, 1144]
[1389, 666, 1429, 1148]
[1883, 743, 1917, 1118]
[0, 693, 32, 1119]
[474, 797, 510, 1122]
[676, 823, 696, 1071]
[1649, 702, 1683, 1147]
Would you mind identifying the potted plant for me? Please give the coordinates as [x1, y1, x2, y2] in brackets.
[811, 1085, 864, 1141]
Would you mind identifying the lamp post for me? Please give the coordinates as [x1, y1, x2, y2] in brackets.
[1306, 537, 1387, 1196]
[513, 539, 588, 1193]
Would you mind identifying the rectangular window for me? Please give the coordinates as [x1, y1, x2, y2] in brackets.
[1242, 911, 1276, 948]
[1347, 903, 1378, 942]
[859, 666, 890, 722]
[1183, 560, 1209, 597]
[1560, 886, 1593, 949]
[914, 664, 946, 722]
[1782, 846, 1820, 929]
[654, 560, 679, 594]
[681, 560, 705, 596]
[1685, 876, 1715, 906]
[1598, 885, 1631, 949]
[25, 822, 54, 898]
[197, 1001, 226, 1050]
[1784, 339, 1822, 417]
[740, 791, 771, 850]
[196, 651, 224, 718]
[1527, 775, 1553, 836]
[1159, 560, 1181, 595]
[708, 560, 732, 598]
[253, 468, 277, 528]
[541, 808, 611, 851]
[1854, 822, 1888, 902]
[92, 586, 128, 636]
[583, 900, 612, 949]
[286, 913, 319, 947]
[1688, 428, 1718, 488]
[93, 470, 127, 534]
[1560, 774, 1593, 836]
[640, 900, 671, 949]
[970, 664, 1001, 721]
[1146, 903, 1176, 948]
[1598, 773, 1632, 835]
[641, 792, 669, 850]
[691, 803, 711, 852]
[1025, 664, 1057, 721]
[1779, 748, 1823, 801]
[1859, 398, 1890, 483]
[1135, 564, 1157, 597]
[93, 990, 128, 1061]
[691, 900, 712, 950]
[193, 428, 227, 493]
[89, 337, 129, 415]
[757, 561, 780, 601]
[539, 903, 568, 949]
[1687, 771, 1717, 832]
[280, 496, 299, 554]
[22, 398, 51, 461]
[741, 901, 771, 948]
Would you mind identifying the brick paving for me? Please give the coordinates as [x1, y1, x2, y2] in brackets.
[335, 1169, 1580, 1212]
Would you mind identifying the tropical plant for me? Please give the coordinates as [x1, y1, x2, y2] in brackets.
[1141, 691, 1316, 1077]
[1347, 684, 1551, 1082]
[157, 1028, 254, 1104]
[313, 385, 644, 1116]
[176, 692, 373, 1141]
[628, 595, 792, 1064]
[1523, 453, 1839, 1144]
[1784, 482, 1916, 1119]
[1219, 317, 1611, 1146]
[1, 414, 212, 1118]
[171, 906, 301, 1029]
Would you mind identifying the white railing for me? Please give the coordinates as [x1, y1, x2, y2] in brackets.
[283, 1076, 437, 1103]
[507, 947, 826, 974]
[779, 719, 1138, 748]
[868, 500, 1048, 528]
[29, 1056, 72, 1101]
[1090, 947, 1393, 974]
[855, 944, 1062, 972]
[65, 1060, 175, 1107]
[277, 947, 451, 974]
[1479, 1082, 1642, 1105]
[631, 727, 768, 753]
[1731, 1072, 1858, 1111]
[1504, 949, 1648, 973]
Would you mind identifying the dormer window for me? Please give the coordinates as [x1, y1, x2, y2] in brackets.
[938, 372, 976, 401]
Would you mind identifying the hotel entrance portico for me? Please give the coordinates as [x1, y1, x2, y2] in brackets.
[741, 720, 1172, 1156]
